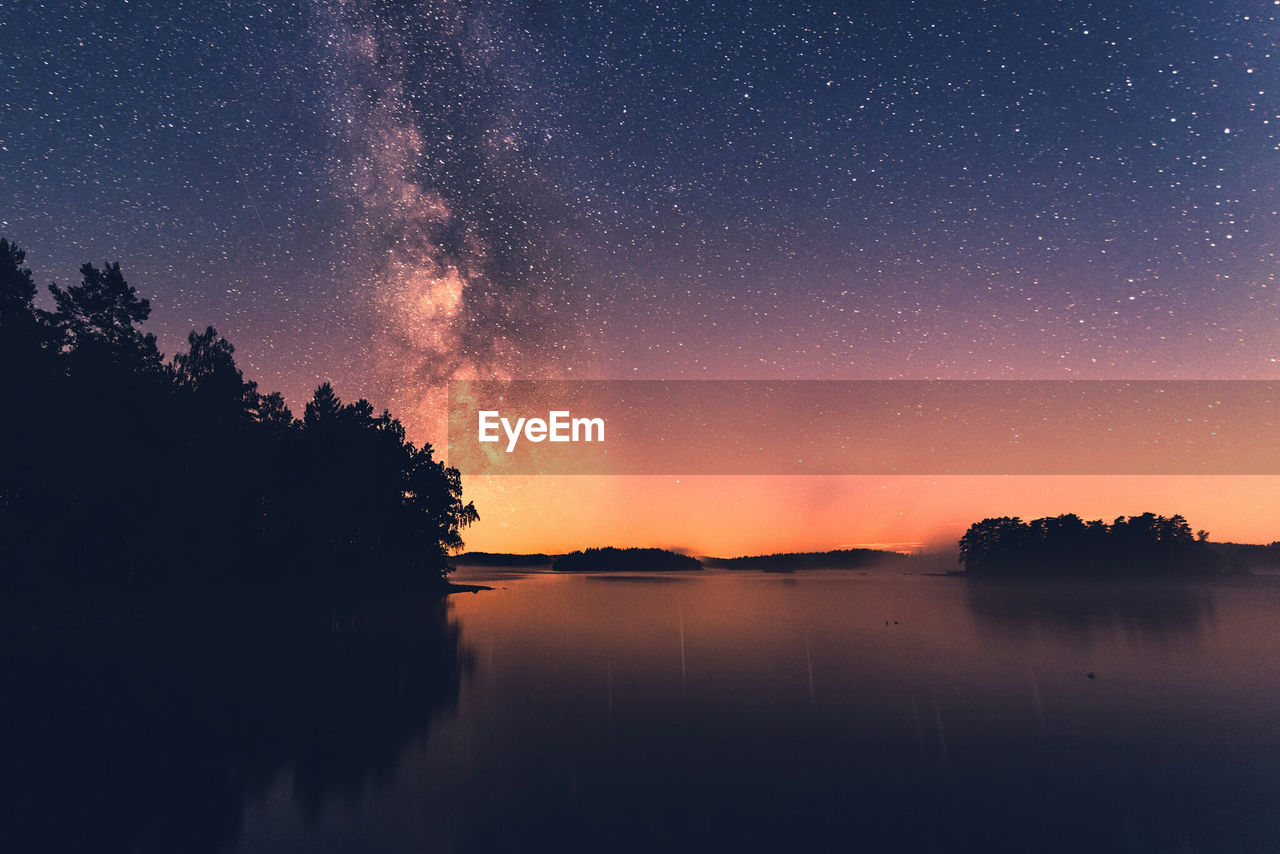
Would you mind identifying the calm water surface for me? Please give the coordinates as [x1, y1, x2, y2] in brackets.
[10, 568, 1280, 852]
[242, 567, 1280, 853]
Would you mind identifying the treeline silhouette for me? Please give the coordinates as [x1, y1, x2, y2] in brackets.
[702, 547, 907, 572]
[1218, 541, 1280, 572]
[453, 551, 557, 567]
[959, 513, 1228, 576]
[0, 239, 476, 603]
[552, 547, 702, 572]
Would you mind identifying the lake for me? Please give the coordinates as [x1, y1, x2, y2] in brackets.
[8, 567, 1280, 852]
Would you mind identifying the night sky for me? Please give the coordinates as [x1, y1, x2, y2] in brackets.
[4, 0, 1279, 552]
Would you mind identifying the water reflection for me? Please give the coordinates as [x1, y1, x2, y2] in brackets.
[374, 568, 1280, 854]
[1, 595, 467, 853]
[14, 571, 1280, 853]
[964, 578, 1217, 642]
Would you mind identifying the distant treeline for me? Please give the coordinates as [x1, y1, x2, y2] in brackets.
[702, 547, 907, 572]
[1216, 541, 1280, 572]
[0, 239, 476, 603]
[553, 547, 702, 572]
[959, 513, 1229, 576]
[458, 535, 1279, 577]
[453, 552, 557, 567]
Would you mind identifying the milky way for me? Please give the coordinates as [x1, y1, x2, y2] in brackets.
[310, 0, 589, 435]
[3, 1, 1280, 548]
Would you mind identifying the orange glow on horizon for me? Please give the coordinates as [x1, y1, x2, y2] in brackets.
[458, 474, 1280, 556]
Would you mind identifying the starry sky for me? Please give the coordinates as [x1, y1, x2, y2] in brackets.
[4, 0, 1279, 552]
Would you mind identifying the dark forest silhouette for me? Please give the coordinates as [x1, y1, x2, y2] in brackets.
[454, 551, 557, 567]
[0, 239, 477, 603]
[552, 547, 702, 572]
[958, 513, 1229, 576]
[702, 547, 907, 572]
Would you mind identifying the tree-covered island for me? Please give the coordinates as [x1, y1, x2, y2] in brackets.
[959, 513, 1230, 576]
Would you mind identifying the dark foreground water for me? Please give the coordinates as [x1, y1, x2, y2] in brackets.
[7, 568, 1280, 853]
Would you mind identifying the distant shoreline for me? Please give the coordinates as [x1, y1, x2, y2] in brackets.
[452, 546, 937, 573]
[454, 538, 1280, 576]
[445, 582, 494, 594]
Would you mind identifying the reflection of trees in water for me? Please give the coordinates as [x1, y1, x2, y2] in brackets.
[963, 579, 1216, 642]
[0, 595, 469, 853]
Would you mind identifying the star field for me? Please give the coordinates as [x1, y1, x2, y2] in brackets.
[2, 0, 1278, 441]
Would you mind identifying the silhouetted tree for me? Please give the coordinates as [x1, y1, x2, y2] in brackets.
[0, 238, 52, 367]
[0, 240, 476, 603]
[50, 261, 160, 370]
[173, 326, 258, 413]
[305, 381, 342, 427]
[0, 241, 55, 586]
[254, 391, 294, 428]
[0, 238, 37, 322]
